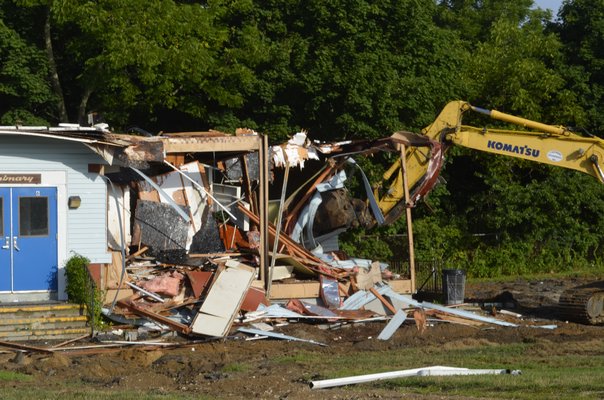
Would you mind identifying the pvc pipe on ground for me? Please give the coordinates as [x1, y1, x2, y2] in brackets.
[309, 366, 521, 389]
[417, 368, 521, 376]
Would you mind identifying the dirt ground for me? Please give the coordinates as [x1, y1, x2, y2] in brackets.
[1, 276, 603, 399]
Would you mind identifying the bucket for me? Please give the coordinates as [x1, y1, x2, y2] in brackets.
[442, 269, 466, 305]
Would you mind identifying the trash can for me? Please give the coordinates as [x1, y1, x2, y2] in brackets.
[442, 269, 466, 305]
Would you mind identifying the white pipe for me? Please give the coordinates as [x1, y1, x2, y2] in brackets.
[163, 160, 238, 221]
[309, 366, 520, 389]
[418, 368, 516, 376]
[130, 166, 191, 222]
[125, 281, 165, 303]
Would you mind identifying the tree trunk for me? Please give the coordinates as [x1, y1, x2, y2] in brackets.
[78, 86, 93, 125]
[44, 7, 69, 123]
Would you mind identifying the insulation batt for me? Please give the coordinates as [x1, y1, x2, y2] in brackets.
[140, 271, 184, 297]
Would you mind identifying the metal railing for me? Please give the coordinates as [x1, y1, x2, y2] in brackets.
[389, 259, 444, 298]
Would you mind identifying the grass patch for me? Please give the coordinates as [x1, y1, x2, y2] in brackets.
[377, 367, 604, 400]
[467, 269, 604, 284]
[0, 370, 33, 382]
[221, 362, 249, 372]
[301, 340, 604, 399]
[0, 388, 211, 400]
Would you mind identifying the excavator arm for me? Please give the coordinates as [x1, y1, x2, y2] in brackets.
[378, 100, 604, 222]
[377, 100, 604, 324]
[448, 104, 604, 182]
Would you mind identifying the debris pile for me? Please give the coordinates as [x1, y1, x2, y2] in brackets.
[78, 129, 553, 346]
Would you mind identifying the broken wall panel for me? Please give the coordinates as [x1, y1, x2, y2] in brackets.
[218, 224, 250, 251]
[191, 262, 256, 337]
[189, 211, 226, 254]
[224, 153, 259, 182]
[211, 183, 249, 231]
[134, 200, 189, 261]
[102, 251, 134, 305]
[137, 162, 207, 250]
[241, 286, 269, 312]
[179, 162, 207, 231]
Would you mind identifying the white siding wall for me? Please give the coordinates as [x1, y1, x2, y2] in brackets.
[0, 135, 110, 265]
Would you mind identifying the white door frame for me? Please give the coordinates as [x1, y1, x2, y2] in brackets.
[0, 170, 67, 301]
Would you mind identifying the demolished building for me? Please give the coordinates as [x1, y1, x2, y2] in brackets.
[0, 123, 447, 338]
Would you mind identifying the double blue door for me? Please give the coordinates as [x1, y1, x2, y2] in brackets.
[0, 187, 58, 292]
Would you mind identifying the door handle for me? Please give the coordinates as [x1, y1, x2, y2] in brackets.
[13, 237, 20, 251]
[1, 237, 8, 250]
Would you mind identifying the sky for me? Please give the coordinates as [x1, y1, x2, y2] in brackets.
[533, 0, 564, 13]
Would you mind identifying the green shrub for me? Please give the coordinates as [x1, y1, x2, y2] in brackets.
[64, 253, 106, 330]
[64, 254, 90, 304]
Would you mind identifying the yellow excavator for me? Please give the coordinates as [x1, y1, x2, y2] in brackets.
[377, 100, 604, 324]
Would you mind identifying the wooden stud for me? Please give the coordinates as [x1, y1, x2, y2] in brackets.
[400, 144, 416, 293]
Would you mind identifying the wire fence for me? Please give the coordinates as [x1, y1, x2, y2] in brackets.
[389, 258, 444, 300]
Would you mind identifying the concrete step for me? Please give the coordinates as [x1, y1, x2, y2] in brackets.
[0, 303, 86, 320]
[0, 315, 88, 331]
[0, 327, 90, 341]
[0, 302, 90, 341]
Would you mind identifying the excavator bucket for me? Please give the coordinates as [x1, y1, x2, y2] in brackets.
[378, 131, 446, 225]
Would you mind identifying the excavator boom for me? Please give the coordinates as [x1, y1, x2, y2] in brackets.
[378, 100, 604, 220]
[376, 101, 604, 324]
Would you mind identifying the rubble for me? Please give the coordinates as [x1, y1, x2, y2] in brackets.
[2, 127, 548, 352]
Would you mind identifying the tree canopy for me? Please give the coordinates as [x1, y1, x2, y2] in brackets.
[1, 0, 603, 276]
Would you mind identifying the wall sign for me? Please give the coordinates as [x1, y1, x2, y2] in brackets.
[0, 174, 42, 184]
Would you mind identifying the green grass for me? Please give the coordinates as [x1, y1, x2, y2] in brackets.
[221, 362, 250, 372]
[0, 389, 211, 400]
[296, 341, 604, 399]
[467, 268, 604, 284]
[376, 368, 604, 400]
[0, 370, 33, 382]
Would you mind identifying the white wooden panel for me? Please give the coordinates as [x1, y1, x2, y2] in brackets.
[178, 162, 206, 233]
[191, 263, 255, 337]
[107, 185, 131, 251]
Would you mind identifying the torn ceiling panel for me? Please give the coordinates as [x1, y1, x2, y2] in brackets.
[84, 136, 164, 168]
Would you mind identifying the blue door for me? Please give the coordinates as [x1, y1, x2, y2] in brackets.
[0, 187, 57, 292]
[0, 188, 10, 291]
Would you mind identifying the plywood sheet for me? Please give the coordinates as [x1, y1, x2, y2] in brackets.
[191, 263, 255, 337]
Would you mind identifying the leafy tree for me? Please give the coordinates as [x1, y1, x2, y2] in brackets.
[2, 0, 268, 129]
[557, 0, 604, 134]
[407, 1, 604, 277]
[436, 0, 537, 42]
[55, 0, 266, 129]
[230, 0, 468, 141]
[0, 10, 53, 124]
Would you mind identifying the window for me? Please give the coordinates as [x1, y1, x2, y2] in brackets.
[19, 197, 49, 237]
